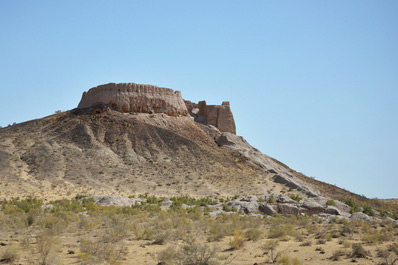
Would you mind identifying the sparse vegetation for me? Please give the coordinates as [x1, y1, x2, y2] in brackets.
[326, 200, 336, 206]
[343, 199, 361, 213]
[288, 194, 302, 202]
[1, 245, 19, 263]
[351, 243, 367, 258]
[228, 230, 246, 250]
[263, 239, 282, 263]
[0, 196, 397, 264]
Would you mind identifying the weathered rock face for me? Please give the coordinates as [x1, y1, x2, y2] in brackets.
[78, 83, 189, 116]
[185, 100, 236, 134]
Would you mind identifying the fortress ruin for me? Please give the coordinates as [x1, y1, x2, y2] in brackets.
[78, 82, 236, 134]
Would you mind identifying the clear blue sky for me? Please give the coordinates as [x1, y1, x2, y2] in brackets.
[1, 1, 397, 198]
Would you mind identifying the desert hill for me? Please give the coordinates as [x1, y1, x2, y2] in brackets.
[1, 82, 398, 265]
[0, 82, 393, 211]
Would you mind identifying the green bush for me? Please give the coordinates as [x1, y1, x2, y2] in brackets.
[170, 195, 217, 208]
[245, 228, 263, 241]
[268, 195, 276, 203]
[288, 194, 302, 202]
[51, 199, 84, 213]
[268, 224, 296, 239]
[362, 205, 375, 216]
[12, 198, 43, 213]
[343, 199, 361, 213]
[326, 200, 336, 206]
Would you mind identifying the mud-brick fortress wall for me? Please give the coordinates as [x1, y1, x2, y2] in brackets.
[78, 83, 236, 134]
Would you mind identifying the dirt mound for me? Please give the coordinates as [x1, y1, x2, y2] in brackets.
[0, 105, 282, 200]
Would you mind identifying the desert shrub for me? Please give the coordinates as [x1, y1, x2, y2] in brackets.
[208, 221, 230, 242]
[340, 224, 353, 235]
[228, 231, 245, 250]
[132, 222, 154, 240]
[36, 233, 59, 265]
[245, 228, 263, 241]
[294, 233, 305, 242]
[343, 199, 356, 208]
[50, 199, 84, 213]
[263, 240, 282, 263]
[77, 215, 98, 230]
[103, 219, 130, 243]
[278, 255, 290, 264]
[170, 195, 216, 208]
[268, 223, 296, 240]
[326, 200, 336, 206]
[145, 195, 164, 204]
[74, 194, 88, 200]
[222, 204, 237, 212]
[343, 240, 352, 248]
[305, 223, 318, 235]
[291, 258, 302, 265]
[1, 245, 19, 263]
[361, 222, 372, 233]
[362, 231, 390, 244]
[39, 214, 67, 235]
[153, 230, 174, 245]
[300, 240, 312, 246]
[288, 194, 302, 202]
[388, 243, 398, 254]
[377, 247, 398, 265]
[12, 197, 43, 213]
[79, 236, 125, 264]
[343, 199, 361, 213]
[207, 214, 255, 242]
[330, 250, 345, 261]
[26, 208, 42, 226]
[175, 241, 218, 265]
[363, 205, 375, 216]
[133, 201, 161, 212]
[157, 246, 177, 264]
[20, 235, 31, 249]
[351, 243, 367, 258]
[268, 195, 276, 203]
[277, 255, 302, 265]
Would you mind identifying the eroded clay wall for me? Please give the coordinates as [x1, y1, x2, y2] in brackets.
[185, 100, 236, 135]
[78, 83, 189, 116]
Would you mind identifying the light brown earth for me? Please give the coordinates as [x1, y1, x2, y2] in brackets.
[1, 204, 397, 265]
[0, 106, 288, 201]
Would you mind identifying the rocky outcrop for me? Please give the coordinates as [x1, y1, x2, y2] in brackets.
[350, 212, 374, 222]
[185, 100, 236, 134]
[84, 195, 146, 207]
[78, 83, 189, 116]
[215, 131, 321, 197]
